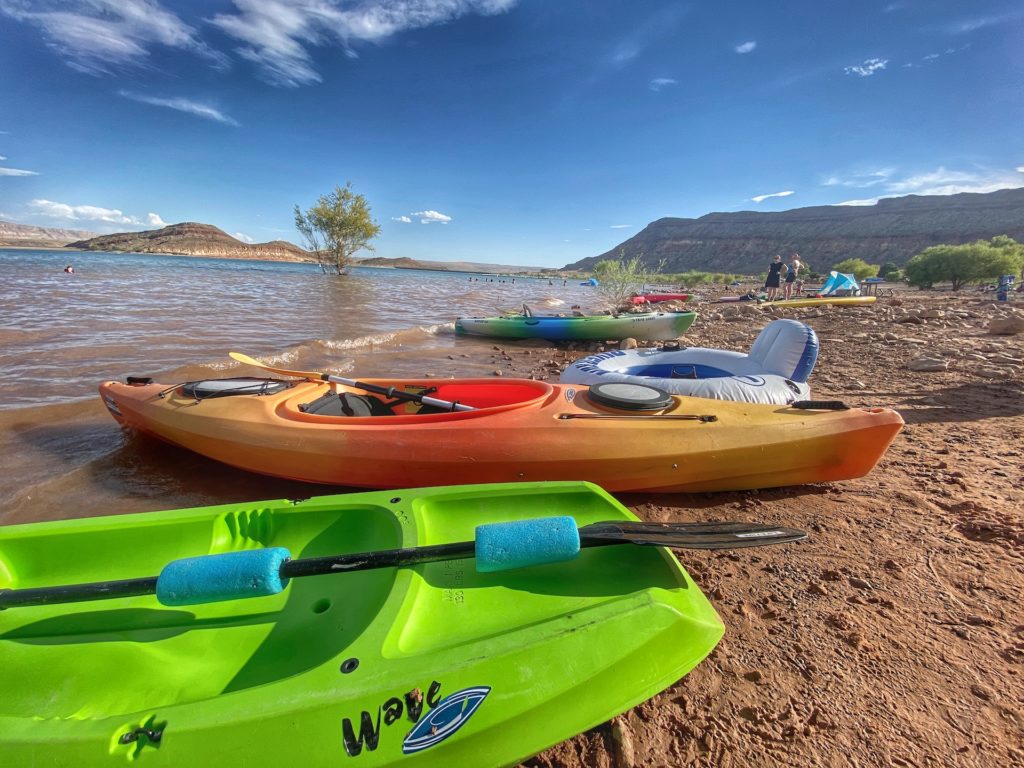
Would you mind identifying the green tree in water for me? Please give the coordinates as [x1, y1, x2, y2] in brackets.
[295, 182, 381, 275]
[592, 254, 662, 310]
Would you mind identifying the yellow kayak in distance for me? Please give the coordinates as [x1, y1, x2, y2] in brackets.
[757, 296, 877, 309]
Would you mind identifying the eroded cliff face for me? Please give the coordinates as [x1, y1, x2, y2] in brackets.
[0, 220, 98, 247]
[66, 222, 311, 262]
[565, 188, 1024, 274]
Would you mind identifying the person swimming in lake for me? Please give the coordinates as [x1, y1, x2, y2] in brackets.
[63, 265, 74, 274]
[764, 255, 787, 300]
[784, 252, 802, 300]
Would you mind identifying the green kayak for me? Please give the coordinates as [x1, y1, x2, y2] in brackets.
[455, 310, 696, 340]
[0, 481, 723, 766]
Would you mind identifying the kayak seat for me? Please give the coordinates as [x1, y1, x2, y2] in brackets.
[299, 393, 396, 417]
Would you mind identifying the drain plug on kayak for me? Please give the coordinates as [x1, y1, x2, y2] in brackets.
[341, 657, 360, 674]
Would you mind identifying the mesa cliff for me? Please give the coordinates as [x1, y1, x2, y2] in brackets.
[565, 188, 1024, 274]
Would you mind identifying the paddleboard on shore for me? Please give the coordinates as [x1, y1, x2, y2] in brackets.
[757, 296, 877, 308]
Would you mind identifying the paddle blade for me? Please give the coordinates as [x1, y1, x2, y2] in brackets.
[579, 521, 807, 550]
[229, 352, 323, 381]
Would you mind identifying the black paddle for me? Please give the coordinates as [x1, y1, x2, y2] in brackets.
[229, 352, 476, 412]
[0, 519, 805, 610]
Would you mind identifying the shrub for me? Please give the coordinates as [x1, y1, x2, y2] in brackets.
[904, 237, 1024, 290]
[832, 258, 879, 281]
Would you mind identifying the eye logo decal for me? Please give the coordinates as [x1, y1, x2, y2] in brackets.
[402, 686, 491, 754]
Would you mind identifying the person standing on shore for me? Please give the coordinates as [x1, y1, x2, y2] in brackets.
[784, 253, 802, 299]
[764, 255, 786, 300]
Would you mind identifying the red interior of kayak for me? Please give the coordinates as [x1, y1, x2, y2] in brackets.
[282, 378, 558, 423]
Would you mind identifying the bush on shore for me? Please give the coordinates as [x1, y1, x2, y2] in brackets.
[832, 258, 879, 281]
[904, 236, 1024, 290]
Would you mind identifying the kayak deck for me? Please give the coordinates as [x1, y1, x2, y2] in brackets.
[0, 481, 723, 766]
[99, 376, 905, 492]
[454, 311, 696, 340]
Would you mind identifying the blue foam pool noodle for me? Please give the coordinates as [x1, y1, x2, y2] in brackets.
[475, 516, 581, 573]
[156, 547, 292, 606]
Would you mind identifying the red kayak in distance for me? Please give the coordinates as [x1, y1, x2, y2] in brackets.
[631, 293, 690, 305]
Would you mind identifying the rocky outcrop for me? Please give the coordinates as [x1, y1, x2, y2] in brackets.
[66, 222, 311, 262]
[565, 188, 1024, 274]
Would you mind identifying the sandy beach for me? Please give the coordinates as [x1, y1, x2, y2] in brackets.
[510, 289, 1022, 768]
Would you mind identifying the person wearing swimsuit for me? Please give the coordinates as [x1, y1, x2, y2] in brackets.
[764, 255, 786, 301]
[784, 253, 802, 299]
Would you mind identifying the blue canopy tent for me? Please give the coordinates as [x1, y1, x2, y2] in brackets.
[818, 271, 860, 297]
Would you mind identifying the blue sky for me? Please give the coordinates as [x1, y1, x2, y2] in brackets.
[1, 0, 1022, 267]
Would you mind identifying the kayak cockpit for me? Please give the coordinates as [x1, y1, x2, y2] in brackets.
[280, 378, 557, 423]
[0, 502, 400, 717]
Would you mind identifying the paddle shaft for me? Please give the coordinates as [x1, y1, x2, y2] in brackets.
[0, 522, 804, 610]
[319, 374, 476, 412]
[228, 352, 476, 412]
[558, 413, 718, 422]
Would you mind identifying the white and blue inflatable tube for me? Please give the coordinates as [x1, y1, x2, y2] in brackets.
[561, 319, 818, 405]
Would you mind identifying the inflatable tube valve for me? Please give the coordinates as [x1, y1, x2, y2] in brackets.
[475, 517, 581, 572]
[156, 547, 292, 606]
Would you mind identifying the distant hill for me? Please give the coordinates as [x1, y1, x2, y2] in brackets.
[67, 222, 311, 262]
[0, 220, 98, 248]
[564, 188, 1024, 274]
[358, 256, 540, 274]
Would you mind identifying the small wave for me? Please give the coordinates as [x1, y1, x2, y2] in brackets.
[321, 323, 453, 350]
[537, 296, 566, 307]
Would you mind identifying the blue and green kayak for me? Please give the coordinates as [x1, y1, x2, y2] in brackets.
[455, 311, 696, 341]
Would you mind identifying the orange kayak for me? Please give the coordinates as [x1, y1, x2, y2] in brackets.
[99, 377, 903, 493]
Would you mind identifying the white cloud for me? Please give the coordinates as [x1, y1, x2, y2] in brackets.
[0, 167, 39, 176]
[751, 190, 795, 204]
[147, 212, 167, 226]
[823, 168, 894, 188]
[392, 215, 412, 223]
[119, 91, 239, 125]
[27, 198, 165, 227]
[610, 224, 633, 229]
[648, 77, 677, 92]
[411, 210, 451, 224]
[844, 58, 888, 77]
[0, 154, 6, 160]
[942, 11, 1024, 35]
[734, 41, 756, 54]
[234, 231, 255, 243]
[0, 0, 227, 74]
[210, 0, 517, 87]
[835, 165, 1024, 205]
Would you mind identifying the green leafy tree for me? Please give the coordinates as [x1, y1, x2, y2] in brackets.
[832, 258, 879, 281]
[878, 261, 900, 279]
[904, 237, 1024, 290]
[592, 253, 661, 309]
[294, 182, 381, 275]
